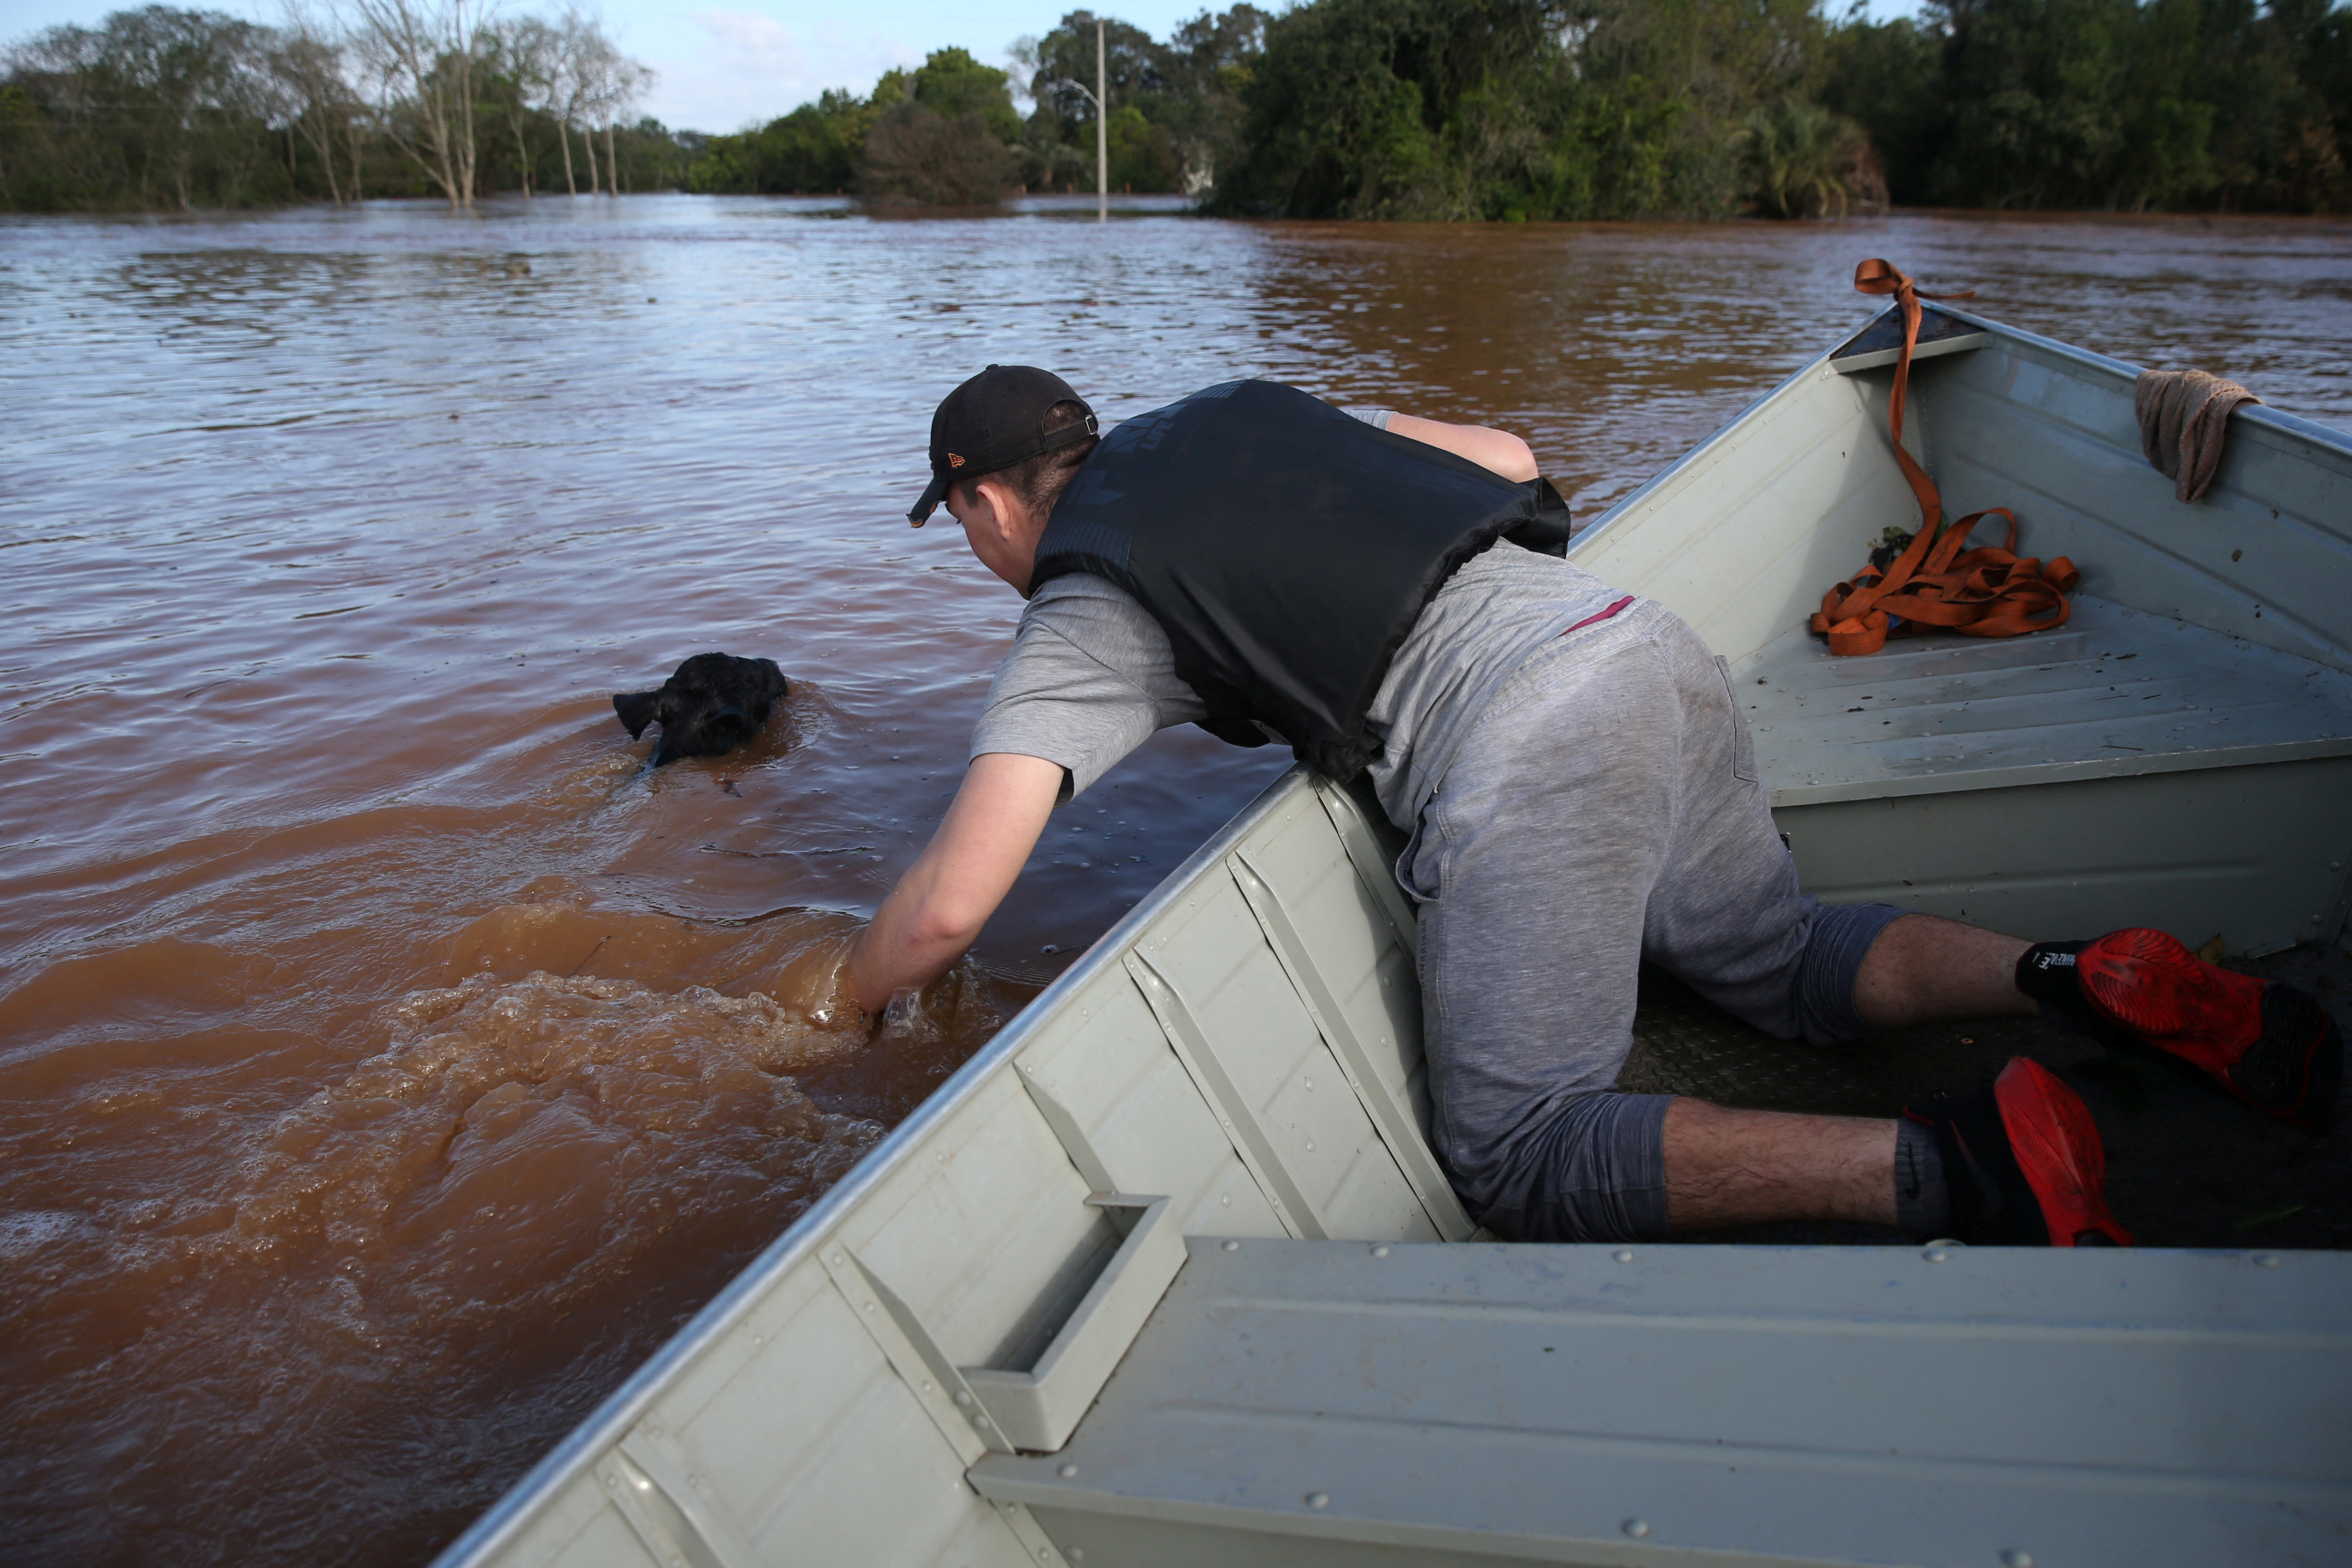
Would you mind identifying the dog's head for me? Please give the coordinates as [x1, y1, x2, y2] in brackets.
[614, 653, 790, 766]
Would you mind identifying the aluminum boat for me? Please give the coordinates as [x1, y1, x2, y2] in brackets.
[434, 304, 2352, 1568]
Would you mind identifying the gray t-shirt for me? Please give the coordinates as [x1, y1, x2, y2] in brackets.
[969, 411, 1629, 827]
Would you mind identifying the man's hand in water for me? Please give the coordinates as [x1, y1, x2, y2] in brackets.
[845, 751, 1065, 1017]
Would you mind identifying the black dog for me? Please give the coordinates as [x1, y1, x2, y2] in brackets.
[613, 653, 789, 766]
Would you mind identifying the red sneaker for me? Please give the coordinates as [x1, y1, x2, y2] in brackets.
[2019, 930, 2342, 1128]
[1903, 1058, 2132, 1247]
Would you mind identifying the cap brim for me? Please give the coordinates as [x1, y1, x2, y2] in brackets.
[907, 472, 950, 526]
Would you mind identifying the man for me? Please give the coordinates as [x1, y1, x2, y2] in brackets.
[844, 365, 2341, 1247]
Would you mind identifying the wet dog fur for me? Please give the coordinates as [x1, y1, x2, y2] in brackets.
[614, 653, 790, 766]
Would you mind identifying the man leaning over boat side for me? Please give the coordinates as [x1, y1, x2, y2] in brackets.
[840, 366, 2342, 1249]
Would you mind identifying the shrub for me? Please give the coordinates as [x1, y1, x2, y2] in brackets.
[860, 100, 1017, 205]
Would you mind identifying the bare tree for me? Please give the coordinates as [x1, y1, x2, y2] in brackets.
[595, 61, 650, 193]
[551, 12, 649, 197]
[340, 0, 497, 208]
[273, 4, 358, 205]
[546, 6, 610, 195]
[487, 13, 557, 195]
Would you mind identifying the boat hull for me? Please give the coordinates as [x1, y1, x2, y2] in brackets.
[435, 310, 2352, 1568]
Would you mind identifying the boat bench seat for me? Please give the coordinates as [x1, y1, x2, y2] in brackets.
[971, 1235, 2352, 1568]
[1736, 594, 2352, 807]
[1732, 595, 2352, 952]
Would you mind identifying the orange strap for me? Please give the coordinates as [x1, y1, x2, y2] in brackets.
[1811, 260, 2077, 657]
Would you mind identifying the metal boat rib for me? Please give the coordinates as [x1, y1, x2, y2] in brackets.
[436, 306, 2352, 1568]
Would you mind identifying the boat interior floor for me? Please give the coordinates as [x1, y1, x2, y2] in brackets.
[1733, 595, 2352, 808]
[1616, 942, 2352, 1251]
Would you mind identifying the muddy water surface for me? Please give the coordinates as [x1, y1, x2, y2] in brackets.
[4, 196, 2347, 1567]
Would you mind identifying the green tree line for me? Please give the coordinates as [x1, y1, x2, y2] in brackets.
[8, 0, 2348, 215]
[1829, 0, 2351, 211]
[676, 0, 2352, 216]
[1207, 0, 2350, 216]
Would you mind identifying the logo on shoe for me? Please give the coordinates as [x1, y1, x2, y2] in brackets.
[2029, 950, 2077, 972]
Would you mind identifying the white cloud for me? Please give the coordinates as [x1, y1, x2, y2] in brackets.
[636, 10, 924, 133]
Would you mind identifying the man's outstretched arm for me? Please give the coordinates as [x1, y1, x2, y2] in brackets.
[844, 751, 1065, 1016]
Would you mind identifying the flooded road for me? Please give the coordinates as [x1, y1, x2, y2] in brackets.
[4, 195, 2347, 1567]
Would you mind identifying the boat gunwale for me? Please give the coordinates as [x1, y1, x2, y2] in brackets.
[428, 765, 1319, 1568]
[1573, 302, 2352, 562]
[1920, 300, 2352, 460]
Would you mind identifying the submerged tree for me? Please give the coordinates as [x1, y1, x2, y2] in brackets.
[543, 8, 648, 195]
[861, 49, 1021, 203]
[482, 12, 556, 195]
[341, 0, 491, 207]
[0, 0, 670, 209]
[2, 7, 282, 210]
[273, 4, 361, 204]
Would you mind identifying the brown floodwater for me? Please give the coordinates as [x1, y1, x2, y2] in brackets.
[3, 195, 2347, 1567]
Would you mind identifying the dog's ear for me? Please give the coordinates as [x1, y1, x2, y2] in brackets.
[613, 690, 661, 740]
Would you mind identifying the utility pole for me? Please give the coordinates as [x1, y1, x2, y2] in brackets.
[1095, 18, 1108, 224]
[1052, 26, 1112, 223]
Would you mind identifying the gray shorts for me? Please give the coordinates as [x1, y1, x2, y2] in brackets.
[1398, 599, 1903, 1243]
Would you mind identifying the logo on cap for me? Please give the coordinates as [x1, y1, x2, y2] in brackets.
[948, 453, 966, 468]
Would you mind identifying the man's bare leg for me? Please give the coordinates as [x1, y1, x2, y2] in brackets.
[1853, 912, 2036, 1028]
[1664, 1101, 1898, 1229]
[1663, 913, 2036, 1231]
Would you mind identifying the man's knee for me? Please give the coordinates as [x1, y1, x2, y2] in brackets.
[1794, 901, 1910, 1044]
[1455, 1091, 1674, 1244]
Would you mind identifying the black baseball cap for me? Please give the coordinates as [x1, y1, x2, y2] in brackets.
[908, 365, 1098, 525]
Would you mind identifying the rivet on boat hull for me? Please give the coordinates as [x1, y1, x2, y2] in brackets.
[1622, 1518, 1650, 1538]
[1306, 1492, 1330, 1510]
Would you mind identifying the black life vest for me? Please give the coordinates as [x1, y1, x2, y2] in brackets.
[1030, 380, 1571, 779]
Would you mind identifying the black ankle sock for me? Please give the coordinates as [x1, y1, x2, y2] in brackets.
[1903, 1082, 2058, 1245]
[2015, 941, 2089, 1004]
[2016, 941, 2108, 1037]
[1894, 1115, 1951, 1238]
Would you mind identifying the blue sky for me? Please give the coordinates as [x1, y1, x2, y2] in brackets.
[0, 0, 1928, 135]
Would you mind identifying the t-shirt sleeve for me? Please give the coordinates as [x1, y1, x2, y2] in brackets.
[1341, 407, 1396, 430]
[970, 576, 1208, 803]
